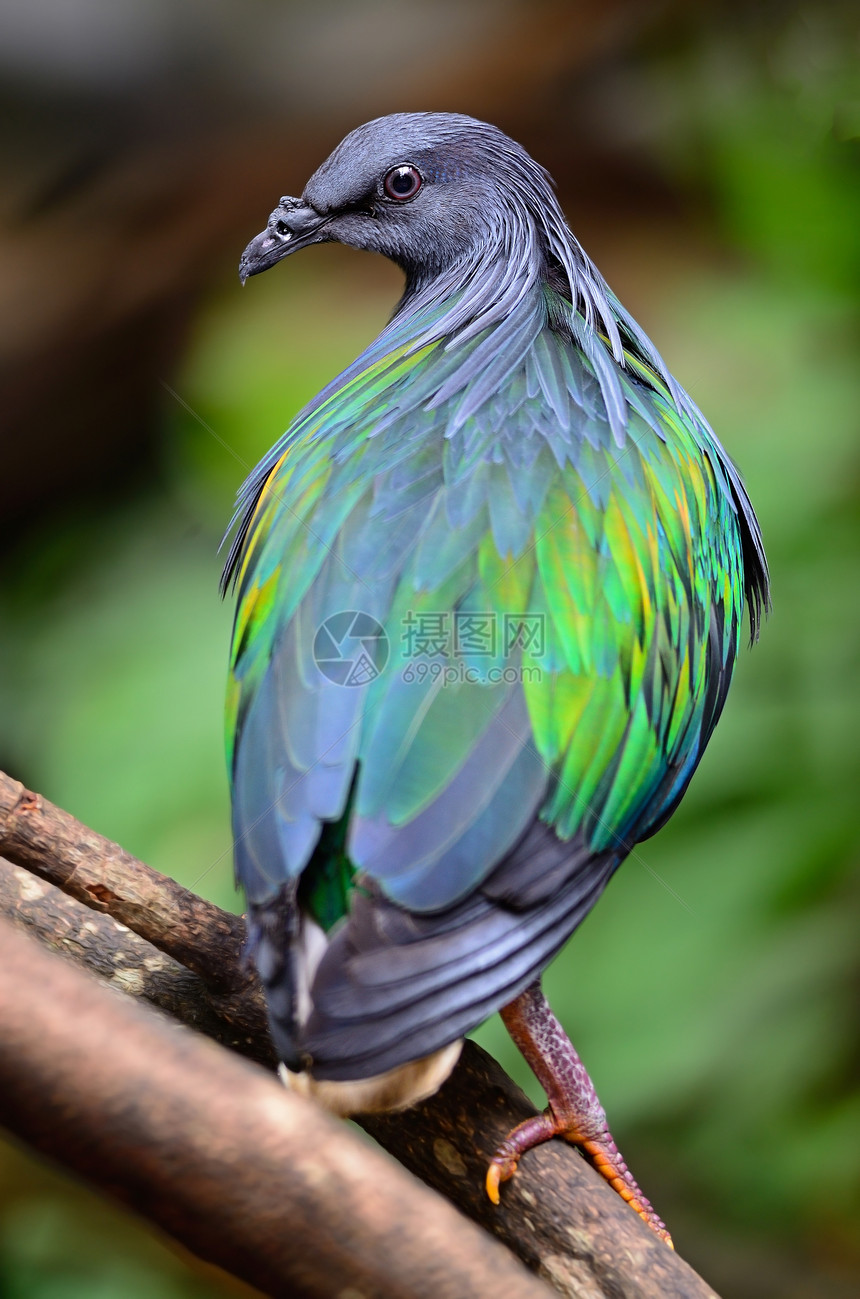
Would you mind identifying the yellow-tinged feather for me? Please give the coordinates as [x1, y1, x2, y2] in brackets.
[549, 675, 627, 837]
[599, 696, 660, 834]
[478, 534, 535, 612]
[525, 668, 593, 765]
[232, 568, 281, 668]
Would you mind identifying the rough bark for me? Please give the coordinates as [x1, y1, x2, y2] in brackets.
[0, 771, 718, 1298]
[0, 916, 549, 1299]
[0, 856, 276, 1068]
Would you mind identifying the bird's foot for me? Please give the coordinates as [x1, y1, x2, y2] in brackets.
[486, 1112, 558, 1202]
[486, 981, 673, 1248]
[486, 1107, 672, 1246]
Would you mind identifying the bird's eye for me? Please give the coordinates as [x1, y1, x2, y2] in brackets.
[383, 165, 422, 201]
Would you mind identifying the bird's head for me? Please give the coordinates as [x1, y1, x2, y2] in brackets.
[239, 112, 567, 289]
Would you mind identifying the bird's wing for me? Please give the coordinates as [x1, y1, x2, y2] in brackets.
[227, 308, 750, 1075]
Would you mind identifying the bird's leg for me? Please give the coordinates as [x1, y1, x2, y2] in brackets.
[486, 979, 672, 1247]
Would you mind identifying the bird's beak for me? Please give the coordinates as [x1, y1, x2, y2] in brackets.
[238, 197, 330, 283]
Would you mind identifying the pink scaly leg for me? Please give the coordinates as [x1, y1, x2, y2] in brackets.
[486, 980, 673, 1248]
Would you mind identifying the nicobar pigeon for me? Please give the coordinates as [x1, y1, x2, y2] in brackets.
[226, 112, 768, 1246]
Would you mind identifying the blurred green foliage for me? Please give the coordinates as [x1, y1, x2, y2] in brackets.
[1, 5, 858, 1295]
[0, 1143, 241, 1299]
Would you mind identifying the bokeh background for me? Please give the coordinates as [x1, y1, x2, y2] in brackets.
[1, 1, 858, 1295]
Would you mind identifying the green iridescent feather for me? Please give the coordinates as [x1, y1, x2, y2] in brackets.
[225, 281, 757, 931]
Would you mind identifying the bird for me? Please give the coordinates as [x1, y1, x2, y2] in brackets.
[225, 112, 768, 1246]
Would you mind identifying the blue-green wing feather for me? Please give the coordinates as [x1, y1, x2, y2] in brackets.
[226, 283, 767, 1076]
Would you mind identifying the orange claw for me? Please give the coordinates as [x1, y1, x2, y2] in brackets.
[485, 1162, 502, 1205]
[486, 1150, 519, 1205]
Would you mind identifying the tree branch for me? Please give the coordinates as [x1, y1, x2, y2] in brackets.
[0, 771, 718, 1298]
[0, 856, 276, 1068]
[0, 914, 549, 1299]
[0, 770, 242, 994]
